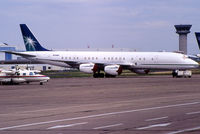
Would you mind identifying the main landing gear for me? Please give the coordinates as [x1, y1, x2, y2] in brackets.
[93, 69, 117, 78]
[93, 72, 116, 78]
[93, 73, 104, 78]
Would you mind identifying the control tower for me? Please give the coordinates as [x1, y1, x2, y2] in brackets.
[174, 24, 192, 54]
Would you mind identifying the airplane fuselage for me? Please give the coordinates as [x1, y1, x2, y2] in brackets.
[22, 51, 198, 70]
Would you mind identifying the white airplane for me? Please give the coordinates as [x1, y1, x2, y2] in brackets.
[0, 67, 50, 85]
[3, 24, 199, 78]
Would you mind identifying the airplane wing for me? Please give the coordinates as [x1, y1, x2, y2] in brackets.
[1, 70, 16, 75]
[48, 59, 134, 70]
[1, 51, 36, 57]
[0, 59, 42, 64]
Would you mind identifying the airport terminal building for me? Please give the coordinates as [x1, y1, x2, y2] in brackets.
[0, 44, 15, 61]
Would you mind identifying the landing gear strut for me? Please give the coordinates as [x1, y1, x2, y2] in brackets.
[93, 70, 104, 78]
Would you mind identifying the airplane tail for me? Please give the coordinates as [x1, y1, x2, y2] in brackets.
[20, 24, 49, 51]
[195, 32, 200, 50]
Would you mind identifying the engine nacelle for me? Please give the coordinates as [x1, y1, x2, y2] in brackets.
[104, 65, 122, 76]
[131, 69, 149, 74]
[79, 63, 98, 74]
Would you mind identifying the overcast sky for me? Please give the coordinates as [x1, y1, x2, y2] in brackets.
[0, 0, 200, 54]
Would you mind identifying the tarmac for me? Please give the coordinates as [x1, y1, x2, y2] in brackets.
[0, 75, 200, 134]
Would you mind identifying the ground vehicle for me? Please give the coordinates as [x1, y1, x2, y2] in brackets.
[172, 70, 192, 78]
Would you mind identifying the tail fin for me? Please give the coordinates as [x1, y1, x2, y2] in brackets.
[195, 32, 200, 50]
[20, 24, 49, 51]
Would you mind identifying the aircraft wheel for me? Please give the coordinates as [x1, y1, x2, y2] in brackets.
[99, 73, 104, 78]
[105, 74, 116, 78]
[93, 73, 104, 78]
[172, 71, 177, 78]
[40, 82, 43, 85]
[93, 73, 98, 78]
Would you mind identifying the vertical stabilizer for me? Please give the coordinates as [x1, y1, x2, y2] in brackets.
[195, 32, 200, 50]
[20, 24, 49, 51]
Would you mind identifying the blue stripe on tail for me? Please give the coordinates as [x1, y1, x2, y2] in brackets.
[20, 24, 49, 51]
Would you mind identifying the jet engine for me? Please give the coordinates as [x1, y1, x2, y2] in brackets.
[131, 69, 149, 74]
[104, 65, 122, 76]
[79, 63, 98, 73]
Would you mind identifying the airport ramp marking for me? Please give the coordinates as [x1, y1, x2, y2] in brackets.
[47, 122, 88, 129]
[186, 111, 200, 115]
[145, 116, 168, 121]
[166, 126, 200, 134]
[0, 101, 199, 130]
[93, 123, 123, 130]
[137, 123, 171, 130]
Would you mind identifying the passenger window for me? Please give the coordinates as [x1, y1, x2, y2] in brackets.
[29, 72, 33, 75]
[23, 73, 26, 76]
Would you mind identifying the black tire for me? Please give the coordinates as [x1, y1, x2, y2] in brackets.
[105, 74, 116, 78]
[99, 73, 105, 78]
[93, 73, 98, 78]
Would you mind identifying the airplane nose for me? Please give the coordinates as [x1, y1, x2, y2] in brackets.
[188, 59, 199, 68]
